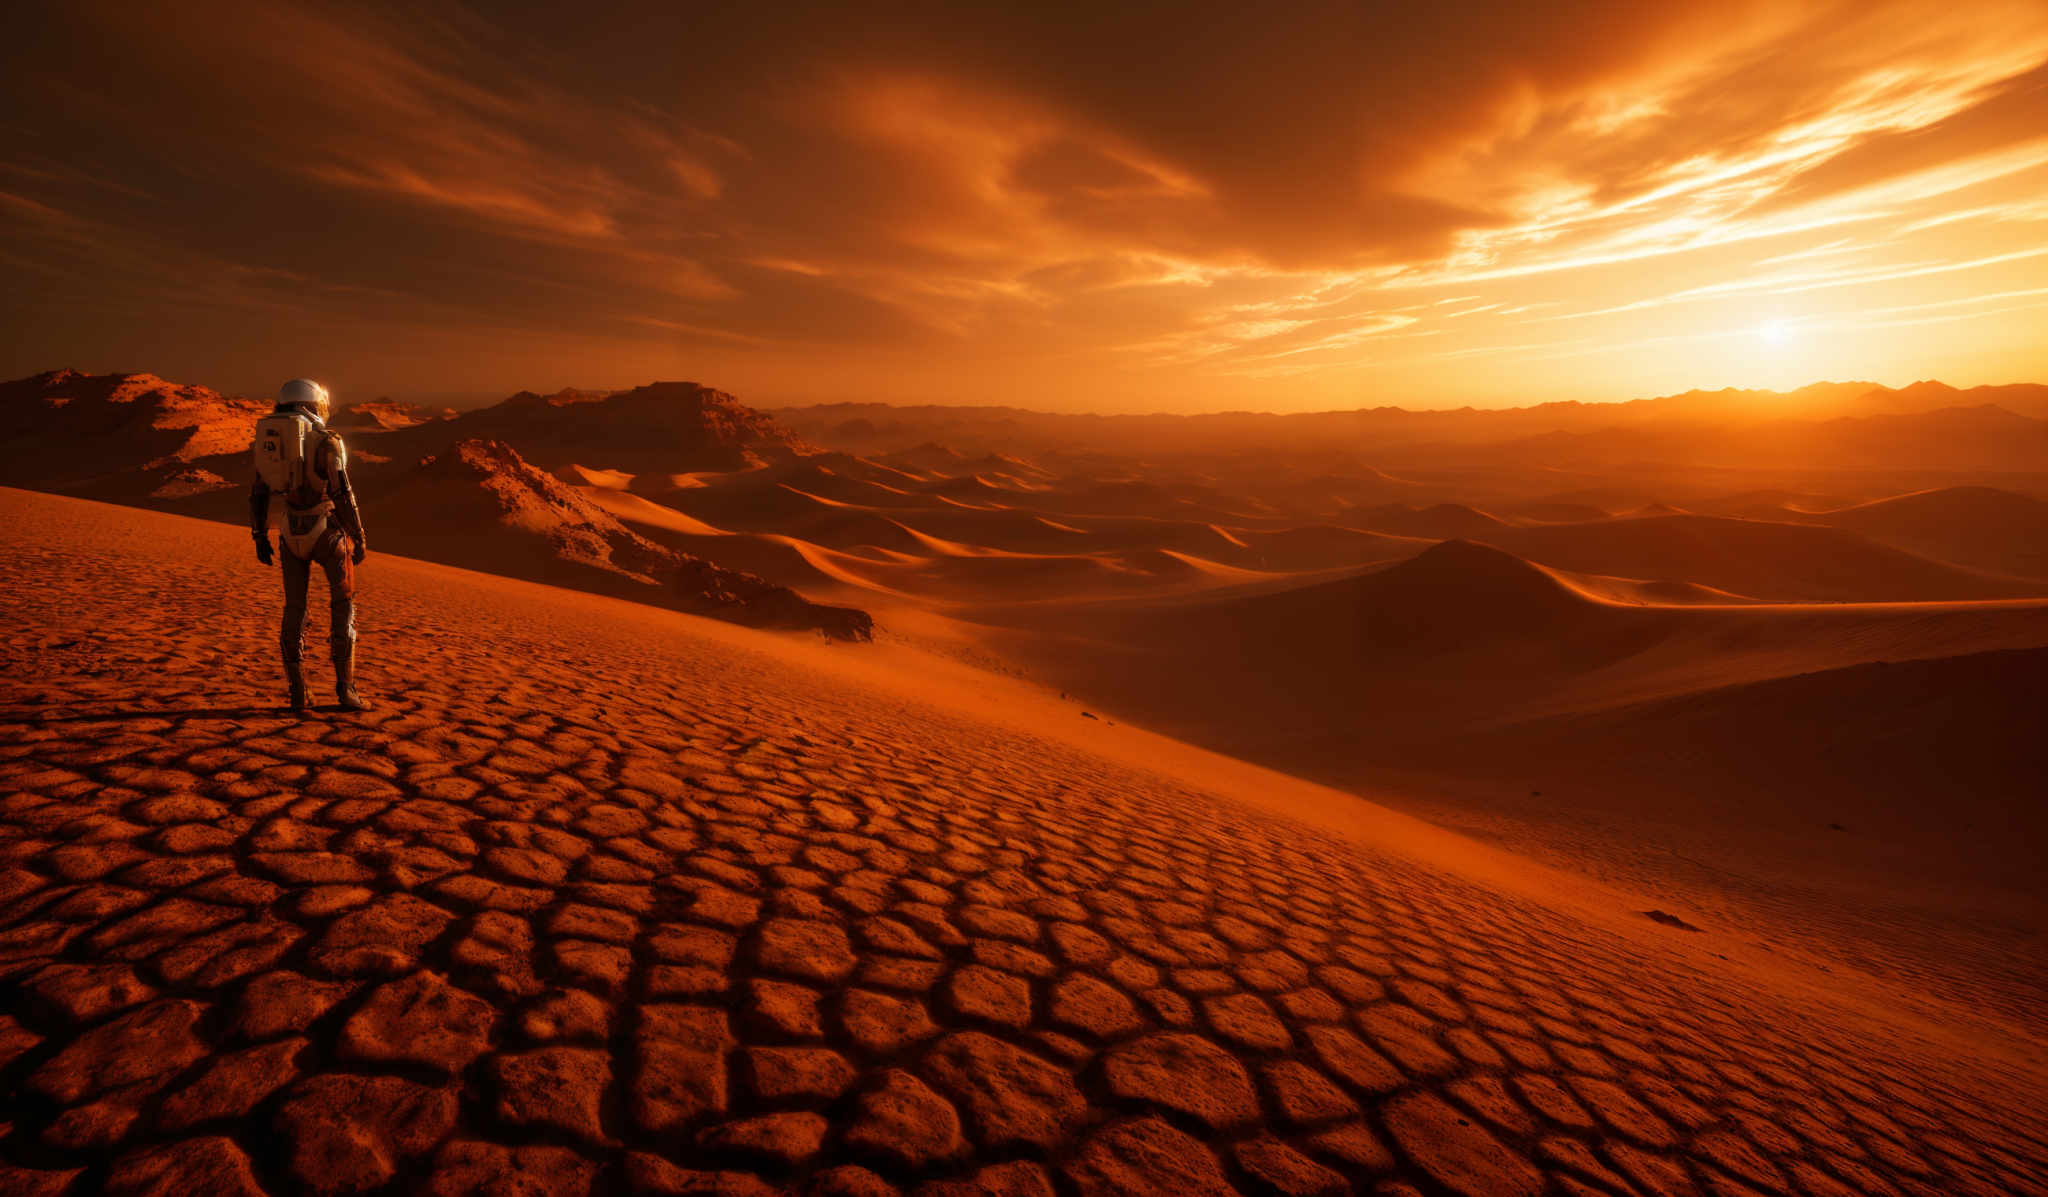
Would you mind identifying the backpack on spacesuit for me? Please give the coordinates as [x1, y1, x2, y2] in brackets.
[253, 410, 320, 494]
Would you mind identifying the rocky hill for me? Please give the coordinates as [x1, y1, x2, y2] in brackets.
[0, 369, 266, 495]
[386, 380, 814, 476]
[0, 370, 871, 639]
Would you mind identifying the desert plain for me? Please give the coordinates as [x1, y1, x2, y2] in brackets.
[1, 370, 2045, 1196]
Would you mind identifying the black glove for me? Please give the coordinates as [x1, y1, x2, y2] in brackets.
[255, 537, 273, 567]
[351, 539, 367, 566]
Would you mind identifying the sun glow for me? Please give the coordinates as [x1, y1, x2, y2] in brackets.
[1756, 319, 1795, 346]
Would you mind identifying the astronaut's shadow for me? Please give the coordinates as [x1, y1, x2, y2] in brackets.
[3, 705, 303, 724]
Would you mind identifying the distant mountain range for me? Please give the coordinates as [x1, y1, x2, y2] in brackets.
[773, 379, 2048, 466]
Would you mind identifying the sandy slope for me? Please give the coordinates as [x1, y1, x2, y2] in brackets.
[1797, 486, 2048, 580]
[1481, 513, 2042, 601]
[979, 539, 2048, 1030]
[3, 488, 2046, 1196]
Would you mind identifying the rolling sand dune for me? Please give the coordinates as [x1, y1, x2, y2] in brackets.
[1546, 572, 1757, 605]
[1375, 644, 2048, 1030]
[867, 508, 1094, 555]
[979, 537, 2048, 1035]
[1798, 486, 2048, 579]
[331, 398, 449, 432]
[559, 463, 638, 492]
[1484, 513, 2044, 601]
[823, 544, 1256, 604]
[577, 486, 728, 538]
[1120, 548, 1280, 586]
[5, 487, 2047, 1196]
[659, 471, 956, 527]
[915, 475, 1019, 506]
[371, 441, 869, 638]
[736, 463, 934, 509]
[789, 452, 942, 491]
[870, 441, 975, 476]
[1502, 500, 1612, 524]
[583, 485, 1277, 606]
[1227, 525, 1435, 571]
[1351, 503, 1513, 539]
[1406, 646, 2046, 867]
[590, 474, 1382, 605]
[986, 539, 2048, 764]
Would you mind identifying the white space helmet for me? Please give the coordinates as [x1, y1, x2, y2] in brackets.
[279, 378, 331, 422]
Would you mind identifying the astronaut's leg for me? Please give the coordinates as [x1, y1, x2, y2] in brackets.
[321, 532, 370, 711]
[279, 547, 312, 712]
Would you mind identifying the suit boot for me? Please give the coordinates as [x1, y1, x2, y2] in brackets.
[285, 658, 308, 713]
[333, 639, 372, 712]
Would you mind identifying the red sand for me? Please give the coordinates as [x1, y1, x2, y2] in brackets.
[3, 487, 2045, 1195]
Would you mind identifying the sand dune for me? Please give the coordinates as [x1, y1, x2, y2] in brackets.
[589, 457, 1418, 606]
[1801, 486, 2048, 579]
[1683, 488, 1854, 519]
[1352, 501, 1512, 538]
[978, 536, 2048, 1031]
[1503, 500, 1611, 523]
[871, 507, 1094, 554]
[915, 474, 1020, 506]
[332, 397, 450, 431]
[998, 538, 2048, 747]
[1423, 646, 2045, 855]
[1224, 524, 1433, 570]
[373, 441, 868, 637]
[828, 544, 1271, 604]
[1484, 512, 2043, 601]
[1550, 571, 1756, 605]
[1120, 547, 1280, 585]
[559, 463, 637, 491]
[585, 483, 1275, 605]
[871, 440, 973, 475]
[577, 485, 727, 537]
[736, 461, 934, 508]
[1377, 643, 2048, 1027]
[660, 473, 938, 527]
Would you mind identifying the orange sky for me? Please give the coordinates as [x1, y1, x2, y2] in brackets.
[4, 1, 2047, 412]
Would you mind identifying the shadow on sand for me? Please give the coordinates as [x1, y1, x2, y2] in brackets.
[0, 705, 299, 723]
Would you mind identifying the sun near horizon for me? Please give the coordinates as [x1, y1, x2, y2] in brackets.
[4, 1, 2048, 413]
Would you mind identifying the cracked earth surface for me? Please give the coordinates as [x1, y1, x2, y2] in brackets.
[2, 489, 2045, 1197]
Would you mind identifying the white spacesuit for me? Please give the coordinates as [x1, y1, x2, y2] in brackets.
[249, 378, 371, 712]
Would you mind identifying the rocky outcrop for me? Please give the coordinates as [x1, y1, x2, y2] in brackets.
[390, 380, 815, 475]
[0, 370, 267, 493]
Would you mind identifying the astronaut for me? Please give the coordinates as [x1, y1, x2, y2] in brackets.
[249, 378, 372, 712]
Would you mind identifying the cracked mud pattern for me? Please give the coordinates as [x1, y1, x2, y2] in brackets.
[2, 491, 2046, 1197]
